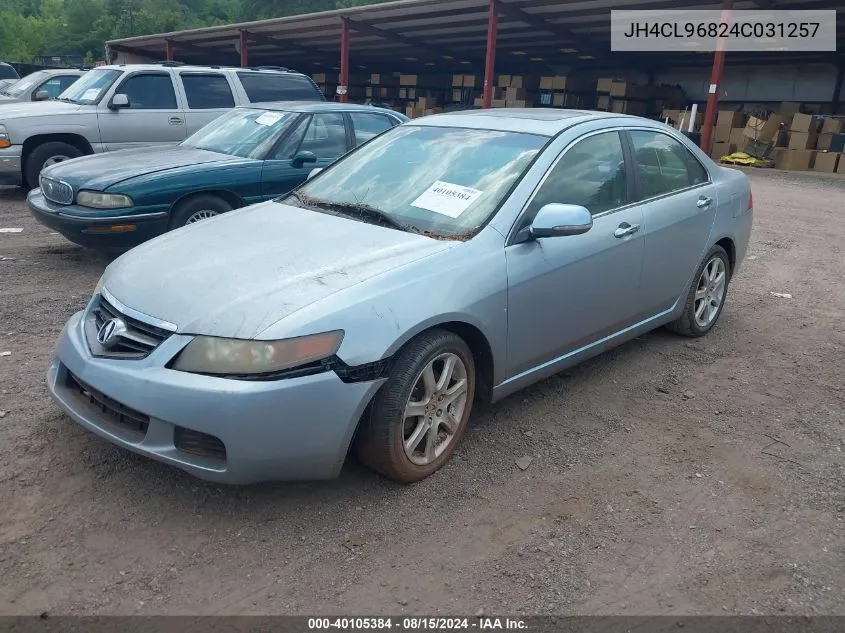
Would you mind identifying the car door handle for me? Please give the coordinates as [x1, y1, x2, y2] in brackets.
[169, 117, 183, 125]
[697, 195, 713, 208]
[614, 222, 640, 238]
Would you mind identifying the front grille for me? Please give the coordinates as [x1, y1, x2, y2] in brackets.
[174, 427, 227, 462]
[41, 176, 74, 205]
[88, 294, 172, 359]
[66, 372, 149, 438]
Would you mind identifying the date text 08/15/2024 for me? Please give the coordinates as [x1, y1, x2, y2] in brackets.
[307, 618, 528, 630]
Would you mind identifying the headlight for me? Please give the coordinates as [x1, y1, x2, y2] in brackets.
[0, 124, 10, 149]
[77, 190, 133, 209]
[172, 331, 344, 377]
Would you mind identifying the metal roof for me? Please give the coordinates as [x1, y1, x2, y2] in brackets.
[107, 0, 845, 73]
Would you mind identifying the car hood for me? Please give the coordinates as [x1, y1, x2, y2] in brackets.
[103, 201, 456, 339]
[0, 94, 22, 104]
[0, 100, 84, 118]
[42, 146, 246, 191]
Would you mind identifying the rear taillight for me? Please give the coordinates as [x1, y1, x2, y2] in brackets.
[747, 192, 753, 211]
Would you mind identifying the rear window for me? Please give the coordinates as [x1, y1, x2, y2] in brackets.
[0, 63, 18, 80]
[236, 72, 323, 103]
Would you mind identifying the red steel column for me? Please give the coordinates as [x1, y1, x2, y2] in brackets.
[482, 0, 498, 109]
[700, 0, 733, 152]
[239, 29, 248, 67]
[165, 39, 174, 62]
[339, 18, 350, 103]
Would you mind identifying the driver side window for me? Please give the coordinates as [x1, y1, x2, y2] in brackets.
[526, 131, 628, 218]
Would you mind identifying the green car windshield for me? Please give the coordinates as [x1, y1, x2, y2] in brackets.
[183, 108, 299, 159]
[288, 125, 546, 238]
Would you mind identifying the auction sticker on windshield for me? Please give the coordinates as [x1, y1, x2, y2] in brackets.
[411, 181, 483, 218]
[255, 111, 284, 126]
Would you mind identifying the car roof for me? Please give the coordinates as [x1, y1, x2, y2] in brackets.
[408, 108, 655, 137]
[96, 63, 310, 77]
[238, 101, 406, 117]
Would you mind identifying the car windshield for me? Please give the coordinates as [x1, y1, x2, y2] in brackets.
[183, 108, 300, 159]
[1, 71, 49, 97]
[58, 68, 122, 105]
[286, 124, 546, 238]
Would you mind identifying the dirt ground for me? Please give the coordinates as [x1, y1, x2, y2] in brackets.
[0, 169, 843, 616]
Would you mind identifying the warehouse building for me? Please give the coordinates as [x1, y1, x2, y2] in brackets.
[106, 0, 845, 171]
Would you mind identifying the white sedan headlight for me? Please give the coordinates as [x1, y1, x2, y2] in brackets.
[77, 190, 133, 209]
[172, 331, 344, 377]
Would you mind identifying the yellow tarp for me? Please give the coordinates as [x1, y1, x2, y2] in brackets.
[719, 152, 773, 167]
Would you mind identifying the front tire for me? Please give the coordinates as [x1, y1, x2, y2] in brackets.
[24, 142, 83, 189]
[355, 330, 476, 483]
[666, 245, 731, 337]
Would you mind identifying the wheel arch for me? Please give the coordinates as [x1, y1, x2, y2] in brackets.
[22, 134, 93, 166]
[714, 236, 736, 273]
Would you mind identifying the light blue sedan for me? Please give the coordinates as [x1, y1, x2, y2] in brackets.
[47, 108, 753, 484]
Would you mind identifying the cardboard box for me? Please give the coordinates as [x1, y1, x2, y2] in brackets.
[497, 74, 511, 88]
[509, 75, 538, 90]
[711, 142, 736, 159]
[451, 89, 463, 102]
[452, 74, 464, 87]
[463, 74, 477, 88]
[507, 100, 528, 108]
[816, 133, 833, 151]
[505, 87, 526, 101]
[729, 127, 746, 147]
[552, 93, 565, 107]
[812, 152, 840, 172]
[717, 110, 745, 128]
[312, 72, 338, 83]
[790, 113, 817, 133]
[788, 131, 818, 150]
[713, 124, 733, 143]
[539, 76, 555, 90]
[610, 80, 630, 97]
[597, 95, 611, 110]
[821, 118, 844, 134]
[596, 78, 613, 93]
[399, 74, 417, 86]
[744, 115, 783, 141]
[611, 99, 646, 115]
[778, 150, 816, 171]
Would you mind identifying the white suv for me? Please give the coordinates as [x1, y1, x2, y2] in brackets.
[0, 63, 325, 188]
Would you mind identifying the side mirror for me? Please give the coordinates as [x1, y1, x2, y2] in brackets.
[530, 203, 593, 239]
[291, 150, 318, 169]
[33, 90, 50, 101]
[307, 167, 323, 180]
[109, 93, 129, 110]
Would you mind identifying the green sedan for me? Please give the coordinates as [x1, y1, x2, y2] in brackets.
[27, 101, 407, 251]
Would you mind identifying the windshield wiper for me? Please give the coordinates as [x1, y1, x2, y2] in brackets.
[290, 194, 418, 233]
[56, 97, 76, 103]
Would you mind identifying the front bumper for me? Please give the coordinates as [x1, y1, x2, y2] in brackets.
[47, 308, 384, 484]
[0, 145, 22, 187]
[28, 188, 169, 251]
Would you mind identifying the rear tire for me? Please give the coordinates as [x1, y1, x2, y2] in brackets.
[24, 142, 83, 189]
[666, 245, 731, 337]
[355, 330, 476, 483]
[170, 194, 232, 229]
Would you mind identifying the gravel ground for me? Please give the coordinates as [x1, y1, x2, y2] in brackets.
[0, 169, 843, 616]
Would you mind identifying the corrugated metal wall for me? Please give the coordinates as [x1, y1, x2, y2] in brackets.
[655, 64, 843, 103]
